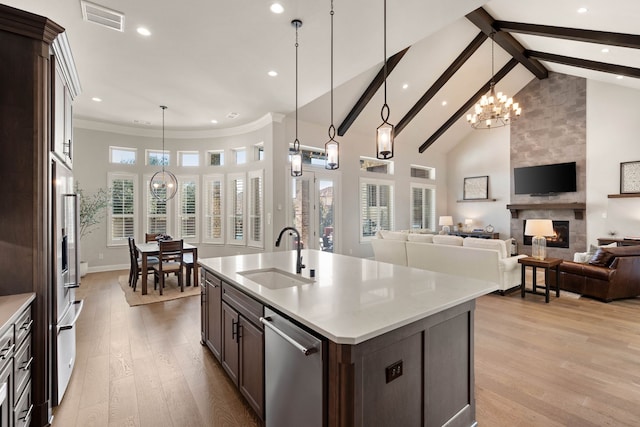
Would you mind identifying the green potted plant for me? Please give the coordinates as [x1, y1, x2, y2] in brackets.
[76, 183, 110, 276]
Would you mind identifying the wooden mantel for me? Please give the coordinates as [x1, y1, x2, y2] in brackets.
[506, 203, 586, 219]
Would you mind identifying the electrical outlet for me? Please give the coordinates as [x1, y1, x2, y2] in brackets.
[385, 360, 403, 383]
[98, 253, 104, 260]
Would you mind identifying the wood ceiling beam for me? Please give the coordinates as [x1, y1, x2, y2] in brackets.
[337, 47, 410, 137]
[495, 21, 640, 49]
[418, 58, 518, 153]
[466, 8, 548, 79]
[527, 50, 640, 79]
[395, 32, 488, 137]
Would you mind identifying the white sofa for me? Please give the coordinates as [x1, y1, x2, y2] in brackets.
[370, 231, 526, 293]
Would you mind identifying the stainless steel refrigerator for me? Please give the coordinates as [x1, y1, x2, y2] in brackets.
[51, 158, 83, 406]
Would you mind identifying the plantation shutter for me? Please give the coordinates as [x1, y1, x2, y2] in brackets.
[228, 173, 245, 245]
[108, 173, 136, 245]
[247, 170, 264, 248]
[203, 174, 224, 244]
[177, 177, 198, 241]
[360, 178, 394, 241]
[145, 175, 168, 235]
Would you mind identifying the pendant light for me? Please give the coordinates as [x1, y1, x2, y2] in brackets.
[376, 0, 394, 160]
[150, 105, 178, 201]
[290, 19, 303, 177]
[325, 0, 339, 170]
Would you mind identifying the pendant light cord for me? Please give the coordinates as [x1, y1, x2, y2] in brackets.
[328, 0, 336, 140]
[161, 105, 167, 173]
[381, 0, 390, 123]
[294, 22, 300, 150]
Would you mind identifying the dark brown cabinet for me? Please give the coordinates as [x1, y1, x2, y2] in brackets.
[199, 267, 264, 421]
[201, 270, 222, 360]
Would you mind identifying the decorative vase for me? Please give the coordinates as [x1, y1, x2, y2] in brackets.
[80, 261, 89, 277]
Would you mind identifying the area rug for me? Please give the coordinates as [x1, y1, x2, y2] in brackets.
[118, 274, 200, 306]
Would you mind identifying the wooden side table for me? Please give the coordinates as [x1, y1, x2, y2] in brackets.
[518, 257, 563, 303]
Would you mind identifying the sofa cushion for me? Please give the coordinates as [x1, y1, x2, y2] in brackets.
[462, 237, 508, 258]
[378, 230, 408, 241]
[410, 228, 435, 234]
[588, 248, 616, 267]
[432, 235, 463, 246]
[407, 233, 434, 243]
[560, 261, 615, 281]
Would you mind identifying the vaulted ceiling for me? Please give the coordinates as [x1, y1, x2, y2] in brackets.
[5, 0, 640, 155]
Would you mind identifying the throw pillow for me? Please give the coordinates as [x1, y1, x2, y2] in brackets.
[432, 235, 464, 246]
[379, 230, 408, 241]
[407, 233, 434, 243]
[588, 248, 616, 267]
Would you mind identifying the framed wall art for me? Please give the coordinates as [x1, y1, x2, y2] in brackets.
[620, 161, 640, 194]
[463, 175, 489, 200]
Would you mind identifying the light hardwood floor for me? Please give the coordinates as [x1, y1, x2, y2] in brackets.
[52, 270, 640, 426]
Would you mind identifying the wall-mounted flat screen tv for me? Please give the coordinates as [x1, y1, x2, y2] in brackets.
[514, 161, 577, 195]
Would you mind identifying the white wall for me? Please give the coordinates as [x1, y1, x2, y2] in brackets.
[586, 80, 640, 242]
[446, 126, 512, 237]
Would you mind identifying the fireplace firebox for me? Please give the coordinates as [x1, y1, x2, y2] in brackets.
[523, 220, 570, 248]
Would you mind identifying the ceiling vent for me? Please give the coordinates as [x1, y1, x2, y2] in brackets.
[81, 1, 125, 32]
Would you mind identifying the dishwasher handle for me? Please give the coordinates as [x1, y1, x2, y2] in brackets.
[260, 316, 317, 356]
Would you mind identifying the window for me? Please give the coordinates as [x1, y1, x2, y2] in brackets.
[227, 173, 245, 245]
[207, 150, 224, 166]
[410, 183, 436, 231]
[360, 178, 394, 241]
[234, 148, 246, 165]
[360, 157, 394, 174]
[289, 145, 326, 167]
[110, 146, 136, 164]
[247, 170, 264, 248]
[108, 173, 136, 246]
[203, 174, 224, 244]
[179, 151, 200, 167]
[410, 165, 435, 180]
[176, 176, 198, 241]
[255, 143, 265, 161]
[146, 149, 170, 166]
[144, 175, 169, 236]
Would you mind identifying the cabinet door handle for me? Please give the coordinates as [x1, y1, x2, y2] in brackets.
[0, 343, 14, 360]
[20, 356, 33, 371]
[236, 323, 242, 343]
[19, 403, 33, 422]
[231, 319, 238, 341]
[20, 319, 33, 331]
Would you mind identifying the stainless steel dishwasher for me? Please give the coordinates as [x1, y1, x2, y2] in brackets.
[260, 307, 324, 427]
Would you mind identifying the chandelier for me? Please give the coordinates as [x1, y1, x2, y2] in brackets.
[150, 105, 178, 201]
[376, 0, 394, 159]
[467, 33, 521, 129]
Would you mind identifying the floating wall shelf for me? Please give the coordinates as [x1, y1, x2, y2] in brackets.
[607, 193, 640, 198]
[506, 203, 586, 220]
[456, 199, 497, 203]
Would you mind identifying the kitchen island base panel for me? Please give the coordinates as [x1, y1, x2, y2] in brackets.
[328, 300, 475, 427]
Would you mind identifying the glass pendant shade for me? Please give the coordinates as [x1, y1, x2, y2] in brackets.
[291, 139, 302, 177]
[150, 169, 178, 201]
[376, 121, 394, 160]
[325, 139, 339, 170]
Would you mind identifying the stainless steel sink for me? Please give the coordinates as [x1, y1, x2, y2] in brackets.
[238, 267, 314, 289]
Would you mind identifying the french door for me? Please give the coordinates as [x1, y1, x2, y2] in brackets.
[288, 171, 338, 253]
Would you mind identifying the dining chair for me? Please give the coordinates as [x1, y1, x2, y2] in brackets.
[152, 239, 184, 294]
[128, 237, 158, 292]
[145, 232, 162, 243]
[182, 252, 195, 287]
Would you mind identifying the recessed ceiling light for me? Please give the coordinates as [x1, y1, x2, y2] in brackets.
[601, 48, 609, 53]
[616, 75, 624, 80]
[270, 3, 284, 14]
[402, 83, 409, 90]
[441, 101, 447, 106]
[91, 97, 102, 102]
[268, 70, 278, 77]
[577, 7, 588, 14]
[137, 27, 151, 36]
[211, 119, 218, 124]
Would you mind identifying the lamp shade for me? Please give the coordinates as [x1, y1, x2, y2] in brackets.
[465, 219, 473, 225]
[439, 216, 454, 226]
[524, 219, 554, 237]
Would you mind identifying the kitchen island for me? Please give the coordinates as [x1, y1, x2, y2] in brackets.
[199, 249, 497, 427]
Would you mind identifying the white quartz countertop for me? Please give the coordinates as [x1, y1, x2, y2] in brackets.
[198, 250, 497, 345]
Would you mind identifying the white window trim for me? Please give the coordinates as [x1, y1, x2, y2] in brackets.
[178, 150, 200, 167]
[233, 147, 247, 165]
[410, 164, 436, 180]
[410, 182, 436, 232]
[109, 146, 137, 165]
[175, 175, 199, 243]
[227, 172, 246, 245]
[207, 149, 225, 167]
[254, 142, 265, 162]
[143, 174, 172, 238]
[360, 156, 394, 175]
[107, 172, 138, 247]
[359, 177, 394, 243]
[247, 169, 264, 248]
[202, 174, 225, 244]
[145, 149, 170, 166]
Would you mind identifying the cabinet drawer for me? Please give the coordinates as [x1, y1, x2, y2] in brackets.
[0, 327, 13, 368]
[14, 308, 32, 348]
[222, 283, 263, 328]
[13, 335, 31, 403]
[203, 270, 221, 288]
[13, 380, 32, 427]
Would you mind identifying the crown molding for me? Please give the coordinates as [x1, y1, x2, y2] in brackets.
[74, 112, 285, 139]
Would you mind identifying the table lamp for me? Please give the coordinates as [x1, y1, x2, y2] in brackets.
[464, 218, 473, 231]
[524, 219, 555, 260]
[439, 216, 453, 234]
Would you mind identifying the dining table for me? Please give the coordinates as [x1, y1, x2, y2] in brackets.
[136, 241, 199, 295]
